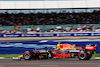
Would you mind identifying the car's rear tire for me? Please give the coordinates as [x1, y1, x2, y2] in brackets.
[23, 51, 32, 60]
[85, 51, 92, 60]
[85, 54, 92, 60]
[78, 51, 87, 60]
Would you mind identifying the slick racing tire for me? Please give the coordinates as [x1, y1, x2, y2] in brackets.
[85, 53, 92, 60]
[23, 51, 32, 60]
[78, 51, 87, 60]
[85, 51, 92, 60]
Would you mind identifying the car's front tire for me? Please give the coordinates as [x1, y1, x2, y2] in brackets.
[23, 51, 32, 60]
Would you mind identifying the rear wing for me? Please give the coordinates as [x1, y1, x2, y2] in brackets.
[84, 44, 97, 51]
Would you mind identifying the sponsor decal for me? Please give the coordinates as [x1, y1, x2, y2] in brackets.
[57, 34, 60, 37]
[74, 33, 89, 36]
[91, 33, 100, 36]
[39, 34, 54, 37]
[69, 50, 80, 52]
[39, 55, 44, 58]
[22, 34, 36, 37]
[1, 33, 100, 37]
[86, 46, 93, 49]
[3, 34, 19, 37]
[57, 42, 76, 50]
[84, 46, 97, 51]
[58, 33, 72, 36]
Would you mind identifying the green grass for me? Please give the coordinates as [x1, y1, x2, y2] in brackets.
[0, 54, 100, 58]
[0, 54, 22, 58]
[92, 53, 100, 58]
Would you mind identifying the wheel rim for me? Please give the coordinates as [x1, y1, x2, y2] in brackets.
[79, 53, 86, 59]
[24, 53, 30, 59]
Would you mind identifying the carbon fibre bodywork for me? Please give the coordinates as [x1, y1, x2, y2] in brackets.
[21, 44, 97, 60]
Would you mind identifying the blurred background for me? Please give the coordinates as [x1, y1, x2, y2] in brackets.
[0, 0, 100, 58]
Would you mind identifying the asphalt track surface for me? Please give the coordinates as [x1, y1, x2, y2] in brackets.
[0, 58, 100, 67]
[0, 37, 100, 67]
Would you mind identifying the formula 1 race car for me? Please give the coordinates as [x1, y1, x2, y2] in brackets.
[14, 43, 97, 60]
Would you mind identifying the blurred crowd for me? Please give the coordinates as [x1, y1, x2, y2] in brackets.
[0, 10, 100, 26]
[0, 10, 100, 34]
[0, 24, 100, 34]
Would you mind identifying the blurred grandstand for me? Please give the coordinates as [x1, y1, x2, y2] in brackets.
[0, 0, 100, 34]
[0, 10, 100, 26]
[0, 10, 100, 34]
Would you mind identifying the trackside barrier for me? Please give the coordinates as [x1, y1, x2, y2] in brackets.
[1, 33, 100, 37]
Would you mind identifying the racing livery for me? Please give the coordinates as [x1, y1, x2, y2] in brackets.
[18, 43, 97, 60]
